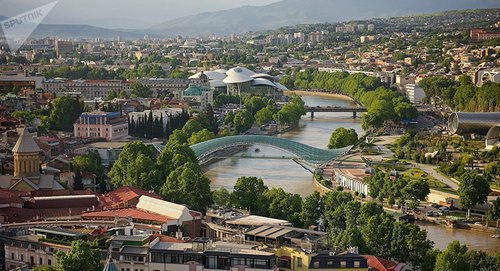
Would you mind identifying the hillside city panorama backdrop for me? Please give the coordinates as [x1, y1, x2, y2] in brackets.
[0, 0, 499, 271]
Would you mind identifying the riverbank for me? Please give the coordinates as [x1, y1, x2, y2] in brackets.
[284, 90, 354, 102]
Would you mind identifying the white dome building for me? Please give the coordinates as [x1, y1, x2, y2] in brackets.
[190, 66, 286, 98]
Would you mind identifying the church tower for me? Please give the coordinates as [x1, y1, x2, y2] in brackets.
[12, 128, 41, 178]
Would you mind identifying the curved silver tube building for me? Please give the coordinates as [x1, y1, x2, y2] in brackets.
[448, 112, 500, 135]
[485, 124, 500, 150]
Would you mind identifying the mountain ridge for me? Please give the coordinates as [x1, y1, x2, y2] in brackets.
[149, 0, 500, 35]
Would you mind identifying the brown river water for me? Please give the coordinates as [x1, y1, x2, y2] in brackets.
[204, 94, 500, 255]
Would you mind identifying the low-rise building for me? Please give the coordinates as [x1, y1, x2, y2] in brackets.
[73, 111, 128, 140]
[404, 84, 425, 104]
[333, 168, 369, 197]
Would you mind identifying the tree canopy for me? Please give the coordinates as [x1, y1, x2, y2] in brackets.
[56, 240, 103, 271]
[48, 95, 83, 131]
[328, 127, 358, 149]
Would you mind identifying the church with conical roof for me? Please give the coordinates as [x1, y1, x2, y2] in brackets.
[0, 128, 64, 192]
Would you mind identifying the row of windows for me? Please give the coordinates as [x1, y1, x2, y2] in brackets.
[10, 253, 52, 266]
[121, 255, 145, 262]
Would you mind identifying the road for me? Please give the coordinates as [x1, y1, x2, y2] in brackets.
[367, 135, 459, 191]
[415, 163, 459, 191]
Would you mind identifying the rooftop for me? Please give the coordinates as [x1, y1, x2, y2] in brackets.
[12, 127, 41, 153]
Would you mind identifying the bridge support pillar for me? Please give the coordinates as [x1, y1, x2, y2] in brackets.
[353, 112, 357, 119]
[310, 111, 314, 119]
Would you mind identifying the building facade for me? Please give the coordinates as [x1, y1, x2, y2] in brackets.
[73, 111, 128, 140]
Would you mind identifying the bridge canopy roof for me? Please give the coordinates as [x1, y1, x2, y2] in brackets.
[190, 135, 351, 165]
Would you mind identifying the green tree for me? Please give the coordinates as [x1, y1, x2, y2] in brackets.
[188, 129, 215, 145]
[72, 152, 104, 181]
[213, 187, 232, 207]
[402, 179, 430, 202]
[73, 167, 83, 190]
[263, 188, 303, 226]
[389, 221, 433, 266]
[458, 172, 491, 219]
[131, 82, 153, 98]
[106, 90, 118, 100]
[32, 266, 56, 271]
[11, 110, 36, 124]
[108, 141, 160, 190]
[182, 119, 204, 138]
[434, 241, 469, 271]
[48, 96, 83, 131]
[465, 250, 499, 271]
[160, 162, 213, 212]
[232, 176, 268, 214]
[420, 249, 440, 271]
[300, 191, 322, 228]
[328, 128, 358, 149]
[56, 240, 103, 271]
[233, 109, 254, 133]
[487, 197, 500, 228]
[255, 107, 274, 126]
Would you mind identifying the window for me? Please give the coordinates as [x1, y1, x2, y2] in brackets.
[297, 258, 302, 267]
[354, 261, 360, 267]
[313, 261, 319, 268]
[39, 258, 43, 265]
[21, 255, 24, 261]
[341, 261, 347, 267]
[48, 259, 52, 266]
[207, 256, 217, 269]
[11, 253, 14, 260]
[30, 256, 34, 264]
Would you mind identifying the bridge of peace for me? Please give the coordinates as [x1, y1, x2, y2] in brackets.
[155, 135, 352, 168]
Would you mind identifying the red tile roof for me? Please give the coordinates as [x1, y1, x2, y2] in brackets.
[81, 207, 172, 224]
[0, 207, 90, 223]
[0, 189, 29, 204]
[102, 186, 161, 208]
[149, 234, 185, 243]
[364, 255, 398, 271]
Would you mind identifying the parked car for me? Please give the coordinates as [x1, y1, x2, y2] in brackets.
[431, 203, 441, 208]
[426, 210, 434, 217]
[438, 206, 449, 211]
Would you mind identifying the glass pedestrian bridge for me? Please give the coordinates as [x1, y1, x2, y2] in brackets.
[188, 135, 352, 166]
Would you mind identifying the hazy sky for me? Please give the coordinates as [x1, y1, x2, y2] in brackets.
[0, 0, 281, 29]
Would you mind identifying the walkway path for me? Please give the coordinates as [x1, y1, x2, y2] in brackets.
[365, 135, 458, 191]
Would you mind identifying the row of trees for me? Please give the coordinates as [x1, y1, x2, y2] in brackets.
[282, 69, 418, 130]
[42, 64, 166, 80]
[128, 110, 190, 139]
[419, 75, 500, 112]
[213, 180, 435, 270]
[366, 170, 431, 208]
[109, 114, 217, 212]
[222, 95, 307, 134]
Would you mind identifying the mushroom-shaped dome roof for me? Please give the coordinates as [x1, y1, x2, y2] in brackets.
[12, 128, 41, 153]
[251, 73, 277, 81]
[210, 79, 227, 88]
[251, 78, 278, 88]
[189, 71, 226, 81]
[223, 67, 254, 84]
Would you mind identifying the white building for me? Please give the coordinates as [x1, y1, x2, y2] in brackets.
[405, 84, 426, 104]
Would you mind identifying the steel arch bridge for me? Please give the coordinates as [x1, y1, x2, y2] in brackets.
[188, 135, 351, 166]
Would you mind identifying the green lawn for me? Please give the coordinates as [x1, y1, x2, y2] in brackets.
[404, 168, 457, 194]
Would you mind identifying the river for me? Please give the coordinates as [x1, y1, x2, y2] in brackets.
[204, 93, 500, 255]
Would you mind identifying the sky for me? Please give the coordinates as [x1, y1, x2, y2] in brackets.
[0, 0, 281, 29]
